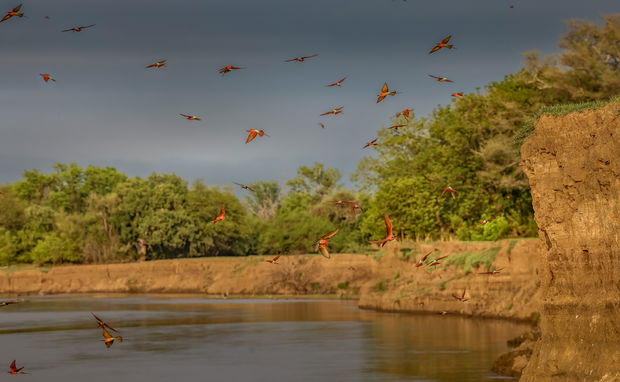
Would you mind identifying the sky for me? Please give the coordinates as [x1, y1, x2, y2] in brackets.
[0, 0, 617, 189]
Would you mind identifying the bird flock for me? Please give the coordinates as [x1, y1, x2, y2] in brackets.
[1, 1, 511, 374]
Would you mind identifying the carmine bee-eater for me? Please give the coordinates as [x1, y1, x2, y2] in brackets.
[398, 109, 413, 119]
[415, 250, 437, 268]
[442, 186, 457, 199]
[245, 129, 268, 143]
[212, 207, 225, 224]
[62, 24, 95, 32]
[234, 182, 255, 192]
[429, 35, 455, 54]
[452, 289, 469, 302]
[39, 74, 56, 83]
[316, 229, 338, 259]
[0, 5, 24, 23]
[318, 123, 326, 129]
[478, 267, 504, 275]
[363, 138, 378, 149]
[265, 255, 280, 264]
[332, 200, 354, 207]
[349, 202, 362, 212]
[0, 300, 21, 307]
[146, 60, 167, 69]
[320, 106, 343, 116]
[100, 328, 123, 348]
[285, 54, 318, 62]
[451, 92, 464, 98]
[218, 65, 245, 74]
[369, 215, 395, 247]
[326, 77, 347, 87]
[427, 256, 448, 267]
[8, 360, 27, 375]
[388, 124, 406, 131]
[180, 114, 201, 121]
[376, 82, 398, 103]
[428, 74, 453, 82]
[92, 313, 120, 333]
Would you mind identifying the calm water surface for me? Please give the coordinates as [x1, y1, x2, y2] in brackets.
[0, 296, 527, 381]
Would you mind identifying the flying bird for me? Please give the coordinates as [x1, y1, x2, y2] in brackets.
[369, 215, 395, 247]
[452, 289, 469, 302]
[1, 5, 24, 23]
[245, 129, 269, 143]
[442, 186, 457, 199]
[285, 54, 318, 62]
[316, 230, 339, 259]
[349, 203, 363, 212]
[180, 114, 201, 121]
[478, 267, 504, 275]
[100, 328, 123, 348]
[318, 122, 326, 129]
[429, 35, 455, 54]
[62, 24, 95, 32]
[398, 109, 413, 119]
[265, 255, 281, 264]
[92, 313, 120, 333]
[326, 77, 347, 87]
[320, 106, 343, 116]
[428, 75, 453, 82]
[146, 60, 167, 69]
[218, 65, 245, 74]
[451, 92, 464, 98]
[234, 182, 255, 192]
[0, 300, 21, 307]
[415, 250, 437, 268]
[427, 256, 448, 267]
[332, 200, 354, 207]
[8, 360, 27, 375]
[39, 74, 56, 83]
[212, 207, 225, 224]
[376, 83, 398, 103]
[363, 138, 378, 149]
[387, 124, 406, 130]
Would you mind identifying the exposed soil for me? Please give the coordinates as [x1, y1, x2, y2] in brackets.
[520, 102, 620, 381]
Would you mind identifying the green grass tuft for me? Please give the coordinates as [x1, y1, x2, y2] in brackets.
[337, 281, 349, 289]
[374, 280, 388, 293]
[444, 247, 501, 274]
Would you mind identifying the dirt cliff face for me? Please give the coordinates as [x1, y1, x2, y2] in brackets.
[520, 102, 620, 382]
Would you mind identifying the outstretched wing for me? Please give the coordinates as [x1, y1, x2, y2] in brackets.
[246, 130, 258, 144]
[441, 35, 452, 44]
[12, 4, 23, 12]
[384, 215, 393, 237]
[81, 24, 96, 29]
[9, 360, 17, 372]
[318, 244, 330, 259]
[420, 250, 434, 262]
[302, 54, 318, 60]
[101, 328, 112, 340]
[321, 229, 339, 240]
[273, 255, 280, 262]
[381, 82, 389, 93]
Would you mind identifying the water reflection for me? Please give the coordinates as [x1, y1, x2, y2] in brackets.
[0, 295, 526, 381]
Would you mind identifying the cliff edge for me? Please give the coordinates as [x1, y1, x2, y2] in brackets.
[520, 101, 620, 381]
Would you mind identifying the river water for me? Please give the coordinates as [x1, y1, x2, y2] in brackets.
[0, 296, 526, 381]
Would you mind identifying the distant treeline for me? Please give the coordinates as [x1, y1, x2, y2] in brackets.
[0, 15, 617, 265]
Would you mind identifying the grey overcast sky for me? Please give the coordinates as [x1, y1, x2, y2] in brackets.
[0, 0, 617, 187]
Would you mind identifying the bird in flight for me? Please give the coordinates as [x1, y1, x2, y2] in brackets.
[326, 77, 347, 87]
[333, 200, 354, 207]
[415, 250, 437, 268]
[265, 255, 281, 264]
[349, 203, 363, 212]
[39, 74, 56, 83]
[234, 182, 255, 192]
[363, 138, 378, 149]
[369, 215, 395, 247]
[8, 360, 27, 375]
[452, 289, 469, 302]
[320, 106, 344, 116]
[429, 35, 455, 54]
[92, 313, 120, 333]
[428, 74, 453, 82]
[245, 129, 268, 144]
[100, 328, 123, 348]
[451, 92, 464, 98]
[442, 186, 457, 199]
[427, 256, 448, 267]
[387, 124, 406, 131]
[146, 60, 167, 69]
[218, 65, 245, 74]
[316, 230, 339, 259]
[180, 114, 201, 121]
[62, 24, 95, 32]
[0, 5, 24, 23]
[398, 109, 413, 119]
[285, 54, 318, 62]
[478, 267, 504, 275]
[212, 207, 225, 224]
[318, 122, 326, 129]
[376, 83, 398, 103]
[0, 300, 21, 307]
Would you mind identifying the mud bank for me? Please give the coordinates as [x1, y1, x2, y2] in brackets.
[520, 102, 620, 381]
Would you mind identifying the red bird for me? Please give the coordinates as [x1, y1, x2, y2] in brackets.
[39, 74, 56, 83]
[452, 289, 469, 302]
[8, 360, 27, 375]
[100, 328, 123, 348]
[349, 203, 363, 212]
[326, 77, 347, 87]
[369, 215, 395, 247]
[428, 74, 453, 82]
[363, 138, 378, 149]
[320, 106, 343, 116]
[316, 229, 339, 259]
[318, 122, 326, 129]
[234, 182, 255, 192]
[398, 109, 413, 119]
[218, 65, 245, 74]
[478, 267, 504, 275]
[442, 186, 457, 199]
[333, 200, 354, 207]
[415, 250, 437, 268]
[388, 124, 406, 130]
[451, 92, 464, 98]
[0, 300, 21, 307]
[62, 24, 95, 32]
[180, 114, 201, 121]
[211, 207, 225, 224]
[429, 35, 455, 54]
[285, 54, 318, 62]
[0, 5, 24, 23]
[376, 82, 398, 103]
[92, 313, 120, 333]
[245, 129, 268, 143]
[146, 60, 167, 69]
[427, 256, 448, 266]
[265, 255, 281, 264]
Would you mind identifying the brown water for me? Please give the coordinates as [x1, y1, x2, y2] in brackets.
[0, 296, 526, 381]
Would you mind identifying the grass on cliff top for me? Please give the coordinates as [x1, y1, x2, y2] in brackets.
[444, 247, 501, 275]
[515, 96, 619, 146]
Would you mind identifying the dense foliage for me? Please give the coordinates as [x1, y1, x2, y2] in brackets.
[0, 15, 617, 264]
